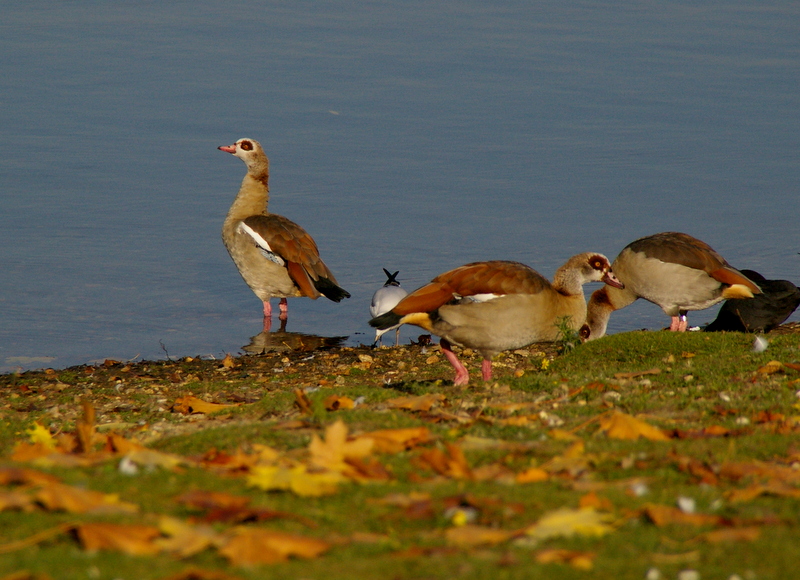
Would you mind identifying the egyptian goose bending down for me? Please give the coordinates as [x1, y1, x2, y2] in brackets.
[219, 138, 350, 330]
[704, 270, 799, 333]
[370, 269, 408, 346]
[369, 254, 622, 385]
[580, 232, 761, 340]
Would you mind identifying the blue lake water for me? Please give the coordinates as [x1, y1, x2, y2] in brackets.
[2, 1, 799, 373]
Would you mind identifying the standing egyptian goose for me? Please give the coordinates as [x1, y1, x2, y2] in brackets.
[704, 270, 799, 333]
[369, 254, 622, 385]
[580, 232, 761, 340]
[370, 269, 408, 346]
[219, 138, 350, 330]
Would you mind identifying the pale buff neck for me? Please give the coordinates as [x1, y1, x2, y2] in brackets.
[552, 254, 596, 296]
[226, 172, 270, 221]
[585, 285, 638, 339]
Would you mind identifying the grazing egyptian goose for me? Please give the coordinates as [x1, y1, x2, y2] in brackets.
[369, 254, 622, 385]
[219, 138, 350, 330]
[705, 270, 800, 333]
[370, 269, 408, 346]
[580, 232, 761, 340]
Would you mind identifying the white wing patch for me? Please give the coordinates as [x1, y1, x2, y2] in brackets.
[238, 222, 286, 266]
[453, 292, 502, 303]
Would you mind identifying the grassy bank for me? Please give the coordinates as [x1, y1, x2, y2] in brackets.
[1, 327, 799, 580]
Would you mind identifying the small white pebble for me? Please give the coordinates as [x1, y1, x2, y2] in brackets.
[735, 417, 751, 426]
[645, 568, 662, 580]
[752, 336, 768, 352]
[677, 570, 700, 580]
[719, 392, 731, 402]
[677, 496, 696, 513]
[118, 456, 139, 476]
[629, 481, 650, 497]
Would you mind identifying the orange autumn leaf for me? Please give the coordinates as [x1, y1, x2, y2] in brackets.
[104, 432, 147, 455]
[515, 467, 549, 484]
[0, 489, 35, 512]
[176, 490, 251, 512]
[0, 467, 60, 486]
[386, 393, 446, 412]
[324, 395, 355, 411]
[599, 412, 669, 441]
[641, 504, 721, 527]
[294, 389, 313, 414]
[172, 396, 237, 415]
[535, 548, 596, 570]
[34, 482, 138, 514]
[698, 526, 761, 543]
[355, 427, 434, 453]
[724, 482, 800, 503]
[416, 442, 472, 480]
[218, 527, 330, 566]
[444, 524, 516, 547]
[756, 360, 783, 375]
[75, 522, 161, 555]
[221, 353, 236, 369]
[155, 516, 225, 558]
[75, 399, 97, 453]
[159, 568, 244, 580]
[579, 491, 614, 511]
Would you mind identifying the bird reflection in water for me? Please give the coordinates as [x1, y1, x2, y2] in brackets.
[241, 319, 347, 354]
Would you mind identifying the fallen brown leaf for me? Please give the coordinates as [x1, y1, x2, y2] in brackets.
[535, 548, 596, 570]
[172, 396, 237, 415]
[613, 368, 661, 380]
[386, 393, 446, 412]
[416, 443, 472, 480]
[75, 522, 161, 555]
[324, 395, 355, 411]
[698, 526, 761, 543]
[355, 427, 434, 453]
[444, 524, 516, 547]
[157, 567, 244, 580]
[218, 527, 330, 566]
[641, 504, 721, 527]
[34, 482, 138, 514]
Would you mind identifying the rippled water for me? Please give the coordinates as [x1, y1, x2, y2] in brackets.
[2, 1, 799, 373]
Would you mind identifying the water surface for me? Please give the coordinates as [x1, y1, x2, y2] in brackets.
[2, 1, 799, 372]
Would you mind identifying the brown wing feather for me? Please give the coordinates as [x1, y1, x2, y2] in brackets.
[627, 232, 728, 273]
[243, 214, 341, 296]
[393, 261, 550, 316]
[710, 268, 762, 293]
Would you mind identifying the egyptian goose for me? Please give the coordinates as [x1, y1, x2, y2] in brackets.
[369, 254, 622, 385]
[705, 270, 799, 333]
[219, 138, 350, 330]
[370, 269, 408, 346]
[580, 232, 761, 340]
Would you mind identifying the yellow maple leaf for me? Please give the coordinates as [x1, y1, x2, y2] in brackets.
[599, 412, 669, 441]
[526, 507, 614, 540]
[308, 420, 373, 473]
[26, 422, 56, 450]
[247, 464, 342, 497]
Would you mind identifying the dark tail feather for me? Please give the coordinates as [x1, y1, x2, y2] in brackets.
[314, 277, 351, 302]
[369, 311, 402, 330]
[382, 269, 400, 285]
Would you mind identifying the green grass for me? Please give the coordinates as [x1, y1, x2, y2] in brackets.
[1, 331, 799, 579]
